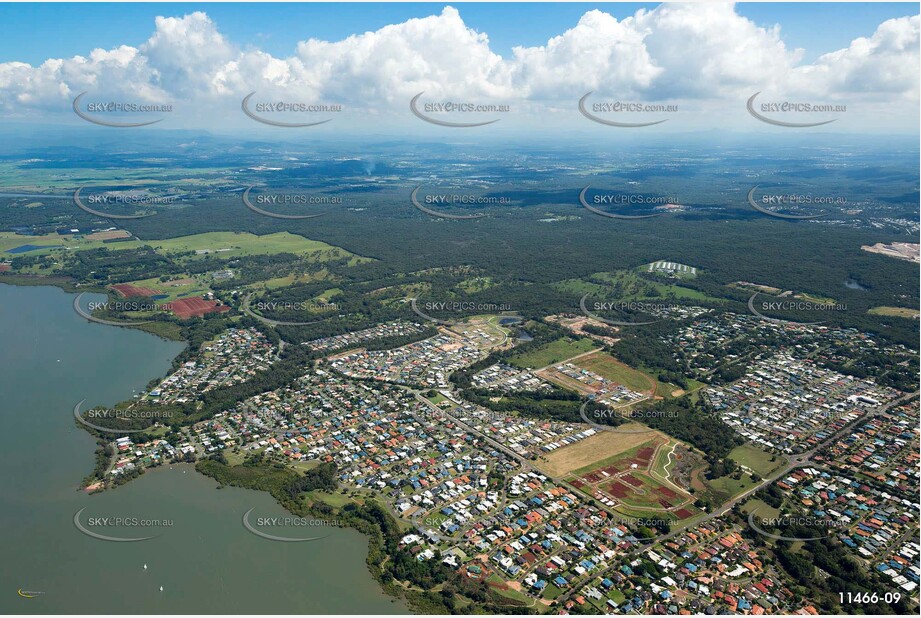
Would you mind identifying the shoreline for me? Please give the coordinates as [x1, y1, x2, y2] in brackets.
[5, 276, 420, 613]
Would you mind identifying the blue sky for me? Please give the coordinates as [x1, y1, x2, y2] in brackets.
[1, 2, 917, 64]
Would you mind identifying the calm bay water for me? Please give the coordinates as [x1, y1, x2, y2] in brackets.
[0, 284, 406, 614]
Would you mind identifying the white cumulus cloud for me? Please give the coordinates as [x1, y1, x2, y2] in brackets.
[0, 3, 916, 129]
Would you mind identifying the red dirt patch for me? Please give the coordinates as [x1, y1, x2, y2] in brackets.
[0, 263, 11, 272]
[170, 296, 230, 319]
[622, 474, 644, 488]
[635, 447, 655, 465]
[656, 486, 678, 499]
[674, 508, 694, 519]
[112, 283, 159, 298]
[605, 481, 631, 498]
[583, 472, 606, 484]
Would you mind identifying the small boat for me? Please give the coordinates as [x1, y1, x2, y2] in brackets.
[159, 586, 163, 592]
[143, 564, 147, 570]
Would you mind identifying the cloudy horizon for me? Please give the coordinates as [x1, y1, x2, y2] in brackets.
[0, 3, 917, 134]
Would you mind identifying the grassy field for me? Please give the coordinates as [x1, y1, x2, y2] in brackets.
[558, 270, 722, 304]
[684, 378, 708, 396]
[705, 473, 758, 503]
[485, 574, 535, 608]
[304, 489, 357, 508]
[457, 276, 496, 293]
[573, 352, 657, 394]
[742, 498, 780, 519]
[426, 392, 449, 405]
[868, 306, 920, 319]
[548, 433, 661, 478]
[729, 444, 784, 477]
[508, 336, 597, 369]
[1, 230, 362, 265]
[254, 271, 333, 290]
[148, 231, 356, 260]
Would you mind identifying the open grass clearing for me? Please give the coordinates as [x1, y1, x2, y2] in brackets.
[508, 336, 597, 369]
[541, 430, 658, 478]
